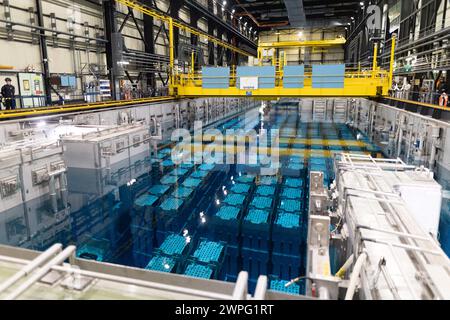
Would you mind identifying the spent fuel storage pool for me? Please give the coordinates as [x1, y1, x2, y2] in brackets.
[0, 102, 385, 295]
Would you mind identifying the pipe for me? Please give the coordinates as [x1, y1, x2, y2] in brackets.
[0, 244, 62, 294]
[344, 251, 368, 300]
[49, 175, 58, 213]
[4, 245, 76, 300]
[429, 142, 437, 171]
[335, 254, 354, 279]
[59, 172, 68, 208]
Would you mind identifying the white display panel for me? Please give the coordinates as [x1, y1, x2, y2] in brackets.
[239, 77, 259, 90]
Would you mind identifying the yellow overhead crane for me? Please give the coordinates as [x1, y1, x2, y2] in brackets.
[174, 37, 396, 98]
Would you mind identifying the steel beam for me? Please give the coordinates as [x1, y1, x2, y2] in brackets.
[143, 1, 156, 94]
[183, 0, 257, 52]
[259, 38, 347, 49]
[103, 0, 119, 100]
[115, 0, 253, 57]
[35, 0, 52, 105]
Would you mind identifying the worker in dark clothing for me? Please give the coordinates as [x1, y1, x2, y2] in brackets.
[1, 78, 15, 110]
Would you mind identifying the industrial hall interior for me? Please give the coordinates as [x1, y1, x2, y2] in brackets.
[0, 0, 449, 302]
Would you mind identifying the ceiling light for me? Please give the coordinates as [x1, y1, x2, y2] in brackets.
[222, 1, 227, 6]
[232, 8, 235, 14]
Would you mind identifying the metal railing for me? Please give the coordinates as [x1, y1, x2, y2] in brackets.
[0, 244, 306, 300]
[389, 90, 449, 107]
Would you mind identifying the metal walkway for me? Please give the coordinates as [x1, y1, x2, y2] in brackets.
[0, 96, 174, 120]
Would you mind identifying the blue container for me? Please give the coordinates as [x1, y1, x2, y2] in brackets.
[182, 177, 202, 188]
[271, 253, 302, 281]
[220, 245, 240, 279]
[279, 199, 302, 214]
[310, 157, 327, 165]
[289, 156, 304, 164]
[191, 170, 209, 179]
[223, 193, 246, 207]
[281, 187, 302, 200]
[130, 226, 156, 263]
[211, 205, 241, 244]
[242, 209, 270, 251]
[156, 233, 189, 256]
[134, 194, 159, 208]
[160, 174, 180, 185]
[169, 167, 188, 176]
[250, 196, 273, 210]
[273, 212, 302, 256]
[284, 178, 303, 188]
[269, 279, 301, 295]
[180, 163, 195, 169]
[230, 183, 251, 194]
[146, 255, 177, 273]
[148, 184, 170, 196]
[199, 163, 216, 171]
[159, 197, 184, 211]
[329, 145, 344, 151]
[235, 175, 255, 184]
[241, 247, 269, 280]
[184, 263, 214, 279]
[216, 205, 240, 221]
[171, 186, 194, 199]
[255, 185, 276, 197]
[191, 239, 226, 267]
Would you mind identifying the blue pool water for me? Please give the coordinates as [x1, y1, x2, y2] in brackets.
[0, 105, 392, 295]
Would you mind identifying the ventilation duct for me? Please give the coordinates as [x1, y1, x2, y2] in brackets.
[283, 0, 306, 27]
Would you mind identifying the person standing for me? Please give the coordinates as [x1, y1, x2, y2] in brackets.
[439, 90, 449, 107]
[1, 78, 15, 110]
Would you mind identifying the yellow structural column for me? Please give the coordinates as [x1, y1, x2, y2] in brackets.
[372, 42, 378, 79]
[388, 35, 397, 88]
[168, 17, 175, 95]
